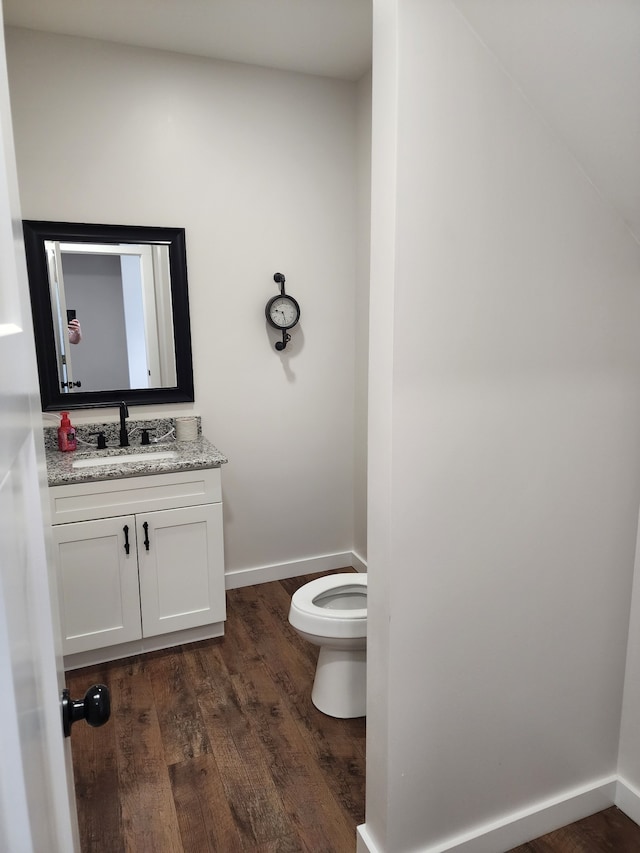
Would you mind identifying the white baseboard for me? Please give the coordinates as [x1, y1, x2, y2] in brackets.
[357, 823, 380, 853]
[357, 776, 618, 853]
[351, 550, 368, 573]
[225, 551, 363, 590]
[616, 777, 640, 826]
[63, 621, 225, 670]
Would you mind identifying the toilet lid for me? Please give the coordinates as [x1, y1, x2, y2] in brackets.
[291, 573, 367, 621]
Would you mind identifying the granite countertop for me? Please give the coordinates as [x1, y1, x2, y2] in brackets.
[45, 417, 228, 487]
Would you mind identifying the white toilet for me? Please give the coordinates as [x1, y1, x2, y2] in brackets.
[288, 572, 367, 719]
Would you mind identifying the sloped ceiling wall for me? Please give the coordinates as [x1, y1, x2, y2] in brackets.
[454, 0, 640, 243]
[2, 0, 372, 81]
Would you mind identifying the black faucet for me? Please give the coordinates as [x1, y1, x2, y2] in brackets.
[81, 401, 130, 447]
[118, 402, 129, 447]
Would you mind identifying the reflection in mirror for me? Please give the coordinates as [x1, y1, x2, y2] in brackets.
[23, 221, 194, 411]
[46, 240, 176, 392]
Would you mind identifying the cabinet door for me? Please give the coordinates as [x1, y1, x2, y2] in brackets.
[137, 504, 226, 637]
[52, 517, 143, 655]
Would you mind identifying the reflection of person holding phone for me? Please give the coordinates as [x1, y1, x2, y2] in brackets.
[67, 309, 82, 344]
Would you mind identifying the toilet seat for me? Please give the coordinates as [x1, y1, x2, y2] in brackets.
[289, 573, 367, 639]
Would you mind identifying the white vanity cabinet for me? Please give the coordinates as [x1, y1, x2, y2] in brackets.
[49, 467, 226, 668]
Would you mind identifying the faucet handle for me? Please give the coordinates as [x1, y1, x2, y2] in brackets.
[140, 429, 154, 446]
[89, 431, 107, 449]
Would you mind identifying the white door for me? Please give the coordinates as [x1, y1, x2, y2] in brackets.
[0, 11, 80, 852]
[46, 241, 75, 390]
[138, 504, 226, 636]
[53, 516, 143, 655]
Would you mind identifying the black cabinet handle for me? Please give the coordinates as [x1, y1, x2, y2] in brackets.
[61, 684, 110, 737]
[143, 521, 150, 551]
[123, 524, 130, 555]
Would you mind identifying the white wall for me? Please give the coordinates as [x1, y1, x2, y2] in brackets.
[619, 513, 640, 822]
[454, 0, 640, 243]
[6, 27, 362, 582]
[365, 1, 640, 851]
[353, 70, 372, 565]
[362, 0, 398, 845]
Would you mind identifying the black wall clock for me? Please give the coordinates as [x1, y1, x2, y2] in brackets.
[265, 272, 300, 351]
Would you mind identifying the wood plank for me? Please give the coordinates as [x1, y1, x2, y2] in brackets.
[144, 647, 211, 766]
[229, 665, 357, 851]
[183, 594, 358, 845]
[508, 806, 640, 852]
[228, 584, 366, 826]
[183, 640, 299, 848]
[67, 573, 367, 852]
[110, 657, 183, 852]
[67, 662, 124, 853]
[254, 571, 367, 765]
[169, 753, 245, 853]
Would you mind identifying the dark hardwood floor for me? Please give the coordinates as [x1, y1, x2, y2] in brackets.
[508, 806, 640, 852]
[66, 569, 365, 852]
[67, 570, 640, 852]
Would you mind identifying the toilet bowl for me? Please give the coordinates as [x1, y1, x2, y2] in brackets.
[288, 573, 367, 719]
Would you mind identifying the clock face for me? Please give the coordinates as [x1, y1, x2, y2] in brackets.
[266, 295, 300, 330]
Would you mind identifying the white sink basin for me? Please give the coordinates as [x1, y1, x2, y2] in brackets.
[72, 450, 179, 469]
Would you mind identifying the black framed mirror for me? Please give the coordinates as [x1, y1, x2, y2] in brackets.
[23, 220, 194, 411]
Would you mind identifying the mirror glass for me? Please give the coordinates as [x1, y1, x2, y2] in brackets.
[23, 221, 194, 411]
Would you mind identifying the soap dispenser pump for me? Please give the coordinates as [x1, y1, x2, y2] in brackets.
[58, 411, 77, 452]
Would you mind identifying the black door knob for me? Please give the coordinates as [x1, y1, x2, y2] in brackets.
[61, 683, 111, 738]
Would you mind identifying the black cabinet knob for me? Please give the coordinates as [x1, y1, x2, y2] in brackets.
[61, 683, 111, 737]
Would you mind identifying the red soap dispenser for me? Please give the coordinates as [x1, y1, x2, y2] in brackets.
[58, 411, 77, 452]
